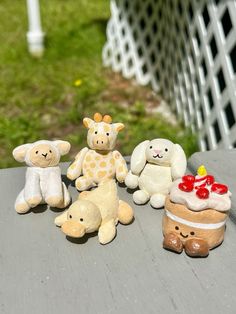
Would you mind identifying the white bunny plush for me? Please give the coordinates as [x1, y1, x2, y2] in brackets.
[13, 140, 71, 214]
[125, 139, 187, 208]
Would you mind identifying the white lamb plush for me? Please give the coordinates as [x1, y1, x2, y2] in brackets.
[13, 140, 71, 213]
[125, 139, 187, 208]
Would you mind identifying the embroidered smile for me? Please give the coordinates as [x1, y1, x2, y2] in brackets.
[153, 154, 163, 159]
[180, 232, 188, 238]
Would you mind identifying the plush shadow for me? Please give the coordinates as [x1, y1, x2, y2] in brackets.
[61, 174, 71, 188]
[66, 231, 98, 244]
[31, 204, 48, 214]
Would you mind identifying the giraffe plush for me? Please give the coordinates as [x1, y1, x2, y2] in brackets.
[67, 113, 128, 191]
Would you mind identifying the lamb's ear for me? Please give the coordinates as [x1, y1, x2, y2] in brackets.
[83, 118, 94, 129]
[12, 144, 31, 162]
[54, 140, 71, 156]
[130, 140, 150, 175]
[171, 144, 187, 179]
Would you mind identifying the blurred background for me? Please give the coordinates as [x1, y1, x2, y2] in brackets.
[1, 0, 209, 168]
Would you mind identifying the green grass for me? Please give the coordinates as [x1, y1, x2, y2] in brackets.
[0, 0, 198, 168]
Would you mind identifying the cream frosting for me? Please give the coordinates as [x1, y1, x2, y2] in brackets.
[170, 179, 231, 212]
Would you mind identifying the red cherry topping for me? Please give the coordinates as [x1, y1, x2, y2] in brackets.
[179, 182, 194, 192]
[196, 187, 209, 199]
[182, 175, 195, 183]
[206, 175, 215, 185]
[211, 183, 228, 194]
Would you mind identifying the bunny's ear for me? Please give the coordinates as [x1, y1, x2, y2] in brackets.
[171, 144, 187, 179]
[53, 140, 71, 156]
[12, 144, 31, 162]
[130, 140, 150, 175]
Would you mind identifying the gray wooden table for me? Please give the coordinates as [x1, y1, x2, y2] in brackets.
[1, 150, 236, 314]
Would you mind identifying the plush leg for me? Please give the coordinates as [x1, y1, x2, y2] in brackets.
[75, 176, 94, 191]
[133, 190, 150, 205]
[118, 200, 134, 224]
[163, 233, 183, 253]
[184, 238, 209, 257]
[150, 193, 166, 209]
[15, 189, 31, 214]
[98, 220, 116, 245]
[61, 182, 71, 208]
[54, 210, 68, 226]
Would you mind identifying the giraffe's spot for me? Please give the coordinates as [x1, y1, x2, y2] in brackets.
[95, 156, 101, 161]
[110, 158, 115, 165]
[88, 171, 94, 178]
[100, 161, 106, 168]
[98, 171, 107, 178]
[104, 124, 111, 132]
[90, 162, 96, 168]
[118, 166, 125, 173]
[86, 155, 91, 162]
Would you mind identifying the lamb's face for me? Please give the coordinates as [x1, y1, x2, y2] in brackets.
[145, 139, 174, 165]
[61, 200, 102, 238]
[28, 143, 60, 167]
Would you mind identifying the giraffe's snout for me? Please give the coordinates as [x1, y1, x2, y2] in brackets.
[92, 135, 109, 150]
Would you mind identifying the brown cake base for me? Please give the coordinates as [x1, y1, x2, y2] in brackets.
[162, 196, 229, 257]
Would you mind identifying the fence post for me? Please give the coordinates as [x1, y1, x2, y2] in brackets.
[26, 0, 44, 57]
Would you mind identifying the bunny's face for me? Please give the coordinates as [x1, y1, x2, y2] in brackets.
[145, 139, 174, 165]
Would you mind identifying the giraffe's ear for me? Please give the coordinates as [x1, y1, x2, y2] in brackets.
[114, 123, 125, 132]
[83, 118, 94, 129]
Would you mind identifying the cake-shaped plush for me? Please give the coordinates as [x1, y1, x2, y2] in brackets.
[163, 165, 231, 257]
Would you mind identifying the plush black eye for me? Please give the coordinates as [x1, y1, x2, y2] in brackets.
[95, 131, 98, 134]
[175, 226, 179, 230]
[106, 133, 109, 136]
[150, 146, 153, 149]
[190, 231, 195, 235]
[69, 215, 72, 219]
[165, 148, 168, 152]
[35, 151, 38, 154]
[80, 218, 83, 222]
[49, 150, 52, 153]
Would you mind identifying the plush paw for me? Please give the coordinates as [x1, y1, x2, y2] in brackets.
[15, 202, 30, 214]
[26, 196, 42, 207]
[163, 233, 183, 253]
[133, 190, 149, 205]
[118, 200, 134, 224]
[125, 172, 139, 189]
[150, 194, 166, 209]
[184, 238, 209, 257]
[46, 196, 63, 208]
[98, 222, 116, 245]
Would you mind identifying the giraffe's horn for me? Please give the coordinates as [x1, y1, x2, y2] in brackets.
[93, 112, 103, 122]
[103, 115, 112, 124]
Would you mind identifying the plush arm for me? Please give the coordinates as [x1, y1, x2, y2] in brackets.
[130, 140, 149, 175]
[24, 168, 42, 201]
[113, 151, 128, 183]
[67, 147, 89, 180]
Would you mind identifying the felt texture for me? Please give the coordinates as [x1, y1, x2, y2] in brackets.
[13, 140, 71, 213]
[55, 180, 134, 244]
[67, 113, 128, 191]
[125, 138, 187, 208]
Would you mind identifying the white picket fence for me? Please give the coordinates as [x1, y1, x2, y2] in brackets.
[103, 0, 236, 151]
